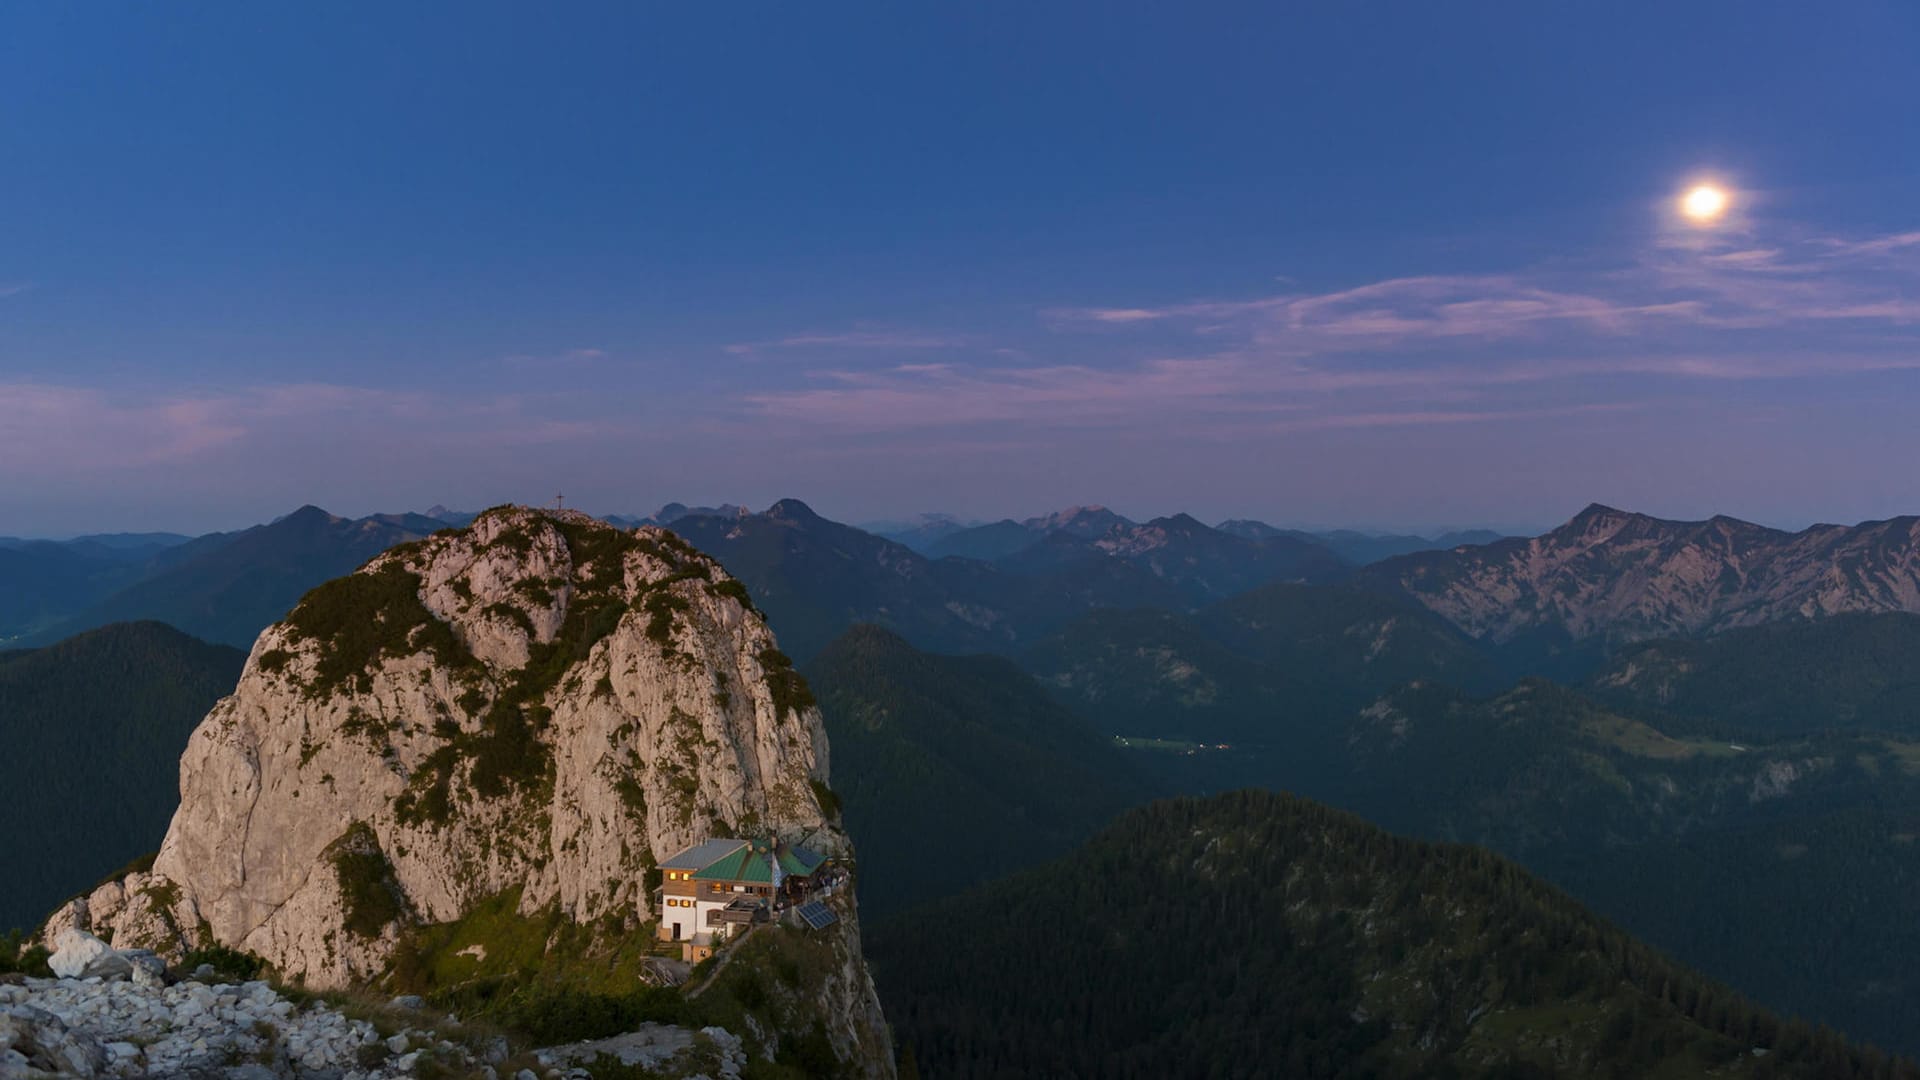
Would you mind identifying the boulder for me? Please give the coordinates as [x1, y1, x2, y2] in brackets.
[123, 950, 167, 988]
[46, 930, 127, 982]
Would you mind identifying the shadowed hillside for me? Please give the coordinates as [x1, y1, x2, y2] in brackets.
[806, 625, 1157, 916]
[0, 622, 245, 930]
[872, 790, 1917, 1079]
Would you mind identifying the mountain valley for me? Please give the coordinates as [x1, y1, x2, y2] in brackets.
[10, 498, 1920, 1074]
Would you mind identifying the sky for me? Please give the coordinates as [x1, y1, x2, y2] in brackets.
[4, 3, 1920, 536]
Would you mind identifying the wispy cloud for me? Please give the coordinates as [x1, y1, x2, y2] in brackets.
[1055, 223, 1920, 341]
[749, 220, 1920, 439]
[499, 347, 608, 367]
[1050, 275, 1697, 341]
[724, 328, 969, 356]
[744, 346, 1920, 434]
[0, 380, 615, 474]
[0, 282, 33, 298]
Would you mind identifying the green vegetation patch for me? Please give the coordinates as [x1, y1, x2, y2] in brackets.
[807, 778, 841, 819]
[329, 822, 408, 939]
[1580, 713, 1744, 760]
[381, 881, 857, 1074]
[0, 929, 51, 977]
[642, 589, 690, 648]
[283, 561, 479, 700]
[181, 942, 267, 980]
[709, 577, 756, 613]
[386, 888, 690, 1044]
[758, 648, 815, 721]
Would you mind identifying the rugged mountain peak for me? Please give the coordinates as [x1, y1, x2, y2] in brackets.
[1551, 499, 1658, 541]
[1569, 501, 1628, 521]
[1368, 504, 1920, 650]
[1023, 505, 1132, 537]
[46, 506, 888, 1069]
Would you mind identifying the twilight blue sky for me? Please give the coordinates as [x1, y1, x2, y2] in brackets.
[4, 3, 1919, 535]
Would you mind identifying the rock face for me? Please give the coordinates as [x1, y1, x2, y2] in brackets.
[47, 507, 888, 1073]
[1364, 504, 1920, 649]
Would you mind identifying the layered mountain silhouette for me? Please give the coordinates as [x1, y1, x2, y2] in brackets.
[28, 506, 447, 648]
[1217, 519, 1508, 564]
[1361, 504, 1920, 675]
[14, 496, 1920, 1065]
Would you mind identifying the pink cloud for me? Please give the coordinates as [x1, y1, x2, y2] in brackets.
[1056, 224, 1920, 349]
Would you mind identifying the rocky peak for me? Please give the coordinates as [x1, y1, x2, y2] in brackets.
[46, 505, 890, 1071]
[1023, 505, 1132, 538]
[1367, 504, 1920, 648]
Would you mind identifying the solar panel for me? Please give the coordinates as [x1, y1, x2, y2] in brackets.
[796, 900, 837, 929]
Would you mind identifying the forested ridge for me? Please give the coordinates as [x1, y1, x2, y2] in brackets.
[807, 625, 1157, 916]
[0, 621, 244, 929]
[871, 790, 1917, 1079]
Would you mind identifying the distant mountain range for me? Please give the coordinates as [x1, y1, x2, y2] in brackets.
[22, 497, 1920, 671]
[856, 512, 971, 552]
[15, 497, 1920, 1062]
[664, 499, 1352, 660]
[11, 507, 445, 648]
[896, 504, 1509, 567]
[1360, 503, 1920, 676]
[1217, 519, 1507, 564]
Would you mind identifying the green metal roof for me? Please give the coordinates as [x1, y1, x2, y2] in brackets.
[691, 839, 828, 884]
[775, 843, 824, 876]
[693, 844, 775, 884]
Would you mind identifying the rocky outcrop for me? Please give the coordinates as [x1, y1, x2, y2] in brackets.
[44, 506, 889, 1075]
[1364, 504, 1920, 648]
[0, 975, 491, 1078]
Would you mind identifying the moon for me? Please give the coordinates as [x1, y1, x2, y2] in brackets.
[1681, 184, 1730, 224]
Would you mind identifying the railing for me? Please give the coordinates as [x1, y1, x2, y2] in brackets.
[705, 900, 769, 926]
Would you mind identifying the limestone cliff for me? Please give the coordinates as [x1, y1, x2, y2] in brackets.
[46, 506, 890, 1075]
